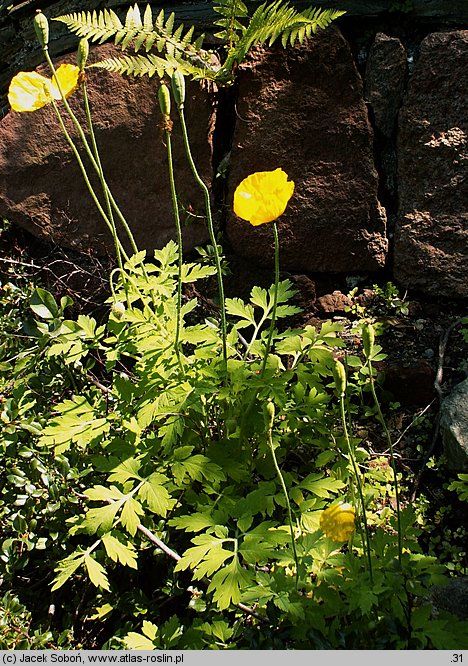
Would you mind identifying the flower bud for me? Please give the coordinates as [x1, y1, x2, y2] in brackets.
[264, 400, 275, 430]
[332, 360, 347, 397]
[171, 69, 185, 108]
[111, 301, 126, 320]
[77, 38, 89, 71]
[362, 323, 375, 359]
[34, 10, 49, 49]
[158, 83, 171, 118]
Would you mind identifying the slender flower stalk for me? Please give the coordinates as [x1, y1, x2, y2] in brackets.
[31, 17, 144, 277]
[82, 79, 128, 270]
[265, 401, 299, 589]
[234, 168, 294, 441]
[260, 221, 279, 376]
[171, 71, 228, 375]
[77, 37, 127, 271]
[333, 360, 374, 582]
[233, 168, 294, 374]
[49, 99, 125, 265]
[159, 83, 184, 367]
[363, 324, 402, 565]
[42, 49, 140, 256]
[40, 41, 157, 309]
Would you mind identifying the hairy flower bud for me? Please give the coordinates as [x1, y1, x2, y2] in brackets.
[77, 38, 89, 71]
[362, 323, 375, 360]
[34, 10, 49, 49]
[332, 360, 347, 397]
[264, 401, 275, 430]
[111, 301, 126, 320]
[158, 83, 171, 118]
[171, 69, 185, 108]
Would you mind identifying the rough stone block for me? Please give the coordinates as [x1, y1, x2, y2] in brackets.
[394, 31, 468, 298]
[226, 28, 387, 273]
[364, 32, 406, 138]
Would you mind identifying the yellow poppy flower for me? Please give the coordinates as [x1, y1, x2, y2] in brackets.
[8, 64, 80, 113]
[320, 503, 356, 543]
[233, 168, 295, 226]
[8, 71, 55, 112]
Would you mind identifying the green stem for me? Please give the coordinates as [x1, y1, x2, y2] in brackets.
[164, 127, 184, 367]
[266, 420, 299, 589]
[239, 221, 280, 442]
[338, 394, 374, 584]
[82, 79, 128, 268]
[260, 221, 279, 377]
[176, 104, 227, 375]
[43, 51, 143, 267]
[367, 359, 402, 565]
[49, 101, 122, 257]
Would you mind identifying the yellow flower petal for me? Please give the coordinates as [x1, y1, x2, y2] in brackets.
[8, 64, 80, 113]
[233, 168, 295, 226]
[51, 64, 80, 100]
[8, 71, 55, 112]
[320, 503, 356, 543]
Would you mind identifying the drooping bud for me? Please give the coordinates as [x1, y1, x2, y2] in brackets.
[111, 301, 126, 320]
[77, 38, 89, 71]
[264, 400, 275, 430]
[332, 360, 347, 397]
[171, 69, 185, 108]
[158, 83, 171, 118]
[34, 10, 49, 50]
[362, 323, 375, 360]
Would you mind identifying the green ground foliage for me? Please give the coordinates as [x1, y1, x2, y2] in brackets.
[1, 235, 467, 649]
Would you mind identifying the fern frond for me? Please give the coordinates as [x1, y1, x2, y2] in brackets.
[90, 53, 218, 82]
[225, 1, 345, 66]
[54, 4, 204, 58]
[54, 8, 124, 44]
[213, 0, 248, 46]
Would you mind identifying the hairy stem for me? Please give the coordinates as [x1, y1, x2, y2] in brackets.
[50, 101, 122, 258]
[43, 51, 148, 277]
[367, 360, 402, 565]
[266, 414, 299, 589]
[176, 104, 228, 375]
[338, 393, 373, 583]
[164, 126, 184, 368]
[82, 79, 128, 269]
[260, 221, 279, 377]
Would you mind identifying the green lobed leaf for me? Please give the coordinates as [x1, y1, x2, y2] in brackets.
[207, 556, 253, 610]
[101, 533, 138, 569]
[84, 553, 111, 591]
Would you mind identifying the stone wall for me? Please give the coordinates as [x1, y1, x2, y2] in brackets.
[0, 0, 467, 296]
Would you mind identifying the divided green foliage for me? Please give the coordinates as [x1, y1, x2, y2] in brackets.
[54, 1, 345, 86]
[2, 242, 468, 649]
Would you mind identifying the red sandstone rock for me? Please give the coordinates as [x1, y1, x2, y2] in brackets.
[364, 32, 406, 138]
[0, 44, 212, 255]
[227, 28, 388, 273]
[394, 31, 468, 298]
[316, 291, 351, 314]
